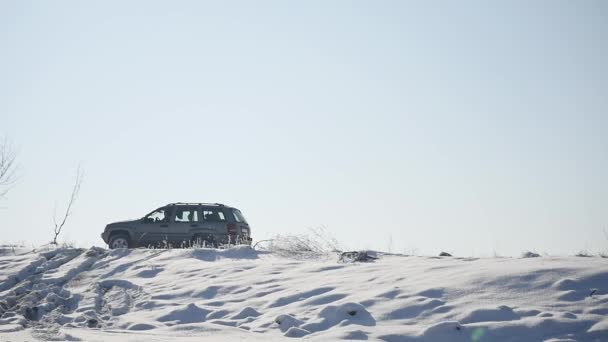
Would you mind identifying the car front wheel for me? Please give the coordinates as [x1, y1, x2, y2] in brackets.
[109, 234, 130, 249]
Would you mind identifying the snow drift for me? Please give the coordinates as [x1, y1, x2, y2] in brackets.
[0, 246, 607, 341]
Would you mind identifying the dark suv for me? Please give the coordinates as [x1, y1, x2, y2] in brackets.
[101, 203, 252, 249]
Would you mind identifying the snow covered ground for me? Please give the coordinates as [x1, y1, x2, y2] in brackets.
[0, 246, 607, 341]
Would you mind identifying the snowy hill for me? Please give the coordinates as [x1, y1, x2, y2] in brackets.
[0, 246, 607, 341]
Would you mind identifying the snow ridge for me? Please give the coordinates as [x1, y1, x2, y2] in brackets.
[0, 246, 607, 341]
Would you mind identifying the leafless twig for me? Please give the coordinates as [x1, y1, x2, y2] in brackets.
[253, 239, 273, 249]
[52, 165, 84, 245]
[0, 137, 19, 199]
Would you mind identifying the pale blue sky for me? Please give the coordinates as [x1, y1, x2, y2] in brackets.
[1, 1, 607, 255]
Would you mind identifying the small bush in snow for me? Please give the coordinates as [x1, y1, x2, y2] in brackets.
[60, 241, 77, 249]
[261, 227, 341, 259]
[522, 251, 540, 258]
[575, 251, 593, 257]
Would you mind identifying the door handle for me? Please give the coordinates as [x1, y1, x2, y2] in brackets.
[190, 224, 199, 227]
[160, 224, 168, 228]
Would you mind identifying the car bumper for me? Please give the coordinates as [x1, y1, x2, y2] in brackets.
[101, 232, 108, 243]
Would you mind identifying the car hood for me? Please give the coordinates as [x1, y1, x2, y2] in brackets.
[107, 219, 139, 228]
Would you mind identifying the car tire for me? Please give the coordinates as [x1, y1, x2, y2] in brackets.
[109, 234, 131, 249]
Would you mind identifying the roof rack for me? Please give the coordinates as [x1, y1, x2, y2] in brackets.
[167, 202, 226, 207]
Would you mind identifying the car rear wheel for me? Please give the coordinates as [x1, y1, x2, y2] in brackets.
[109, 234, 130, 249]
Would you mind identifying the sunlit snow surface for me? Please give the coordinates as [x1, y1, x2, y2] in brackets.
[0, 246, 607, 341]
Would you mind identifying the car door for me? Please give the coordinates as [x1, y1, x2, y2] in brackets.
[169, 205, 199, 246]
[138, 207, 172, 247]
[200, 206, 229, 242]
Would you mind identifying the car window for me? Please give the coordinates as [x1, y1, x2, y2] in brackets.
[145, 209, 168, 223]
[202, 209, 225, 222]
[174, 207, 199, 222]
[232, 209, 247, 224]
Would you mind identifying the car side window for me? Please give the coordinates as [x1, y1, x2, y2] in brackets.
[202, 209, 225, 222]
[144, 209, 168, 223]
[174, 207, 199, 223]
[232, 209, 247, 223]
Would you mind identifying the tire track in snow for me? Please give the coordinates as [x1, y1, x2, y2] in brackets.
[0, 247, 108, 334]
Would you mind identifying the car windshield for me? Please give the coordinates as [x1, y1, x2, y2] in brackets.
[232, 209, 247, 224]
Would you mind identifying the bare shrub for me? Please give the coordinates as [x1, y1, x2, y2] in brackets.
[52, 165, 84, 244]
[260, 227, 342, 259]
[575, 250, 593, 258]
[0, 137, 19, 199]
[522, 251, 540, 258]
[59, 241, 77, 249]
